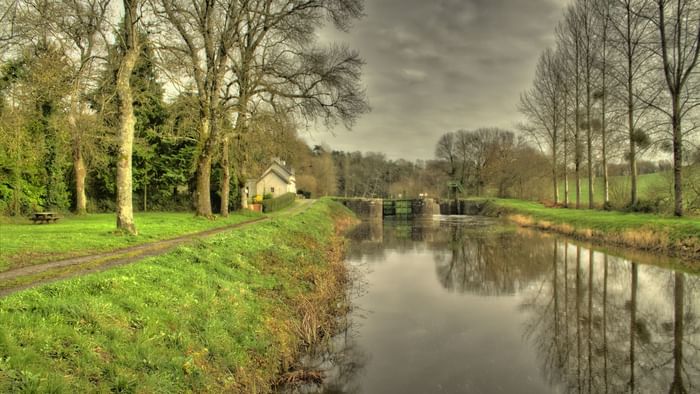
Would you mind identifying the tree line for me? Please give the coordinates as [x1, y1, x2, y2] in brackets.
[0, 0, 369, 234]
[518, 0, 699, 216]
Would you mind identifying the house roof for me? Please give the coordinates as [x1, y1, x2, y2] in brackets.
[258, 160, 295, 184]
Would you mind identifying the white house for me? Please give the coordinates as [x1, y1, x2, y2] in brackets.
[245, 158, 297, 200]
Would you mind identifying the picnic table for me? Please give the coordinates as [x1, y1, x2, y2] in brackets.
[31, 212, 61, 224]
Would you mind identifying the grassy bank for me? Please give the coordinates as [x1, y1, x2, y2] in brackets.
[477, 198, 700, 262]
[0, 211, 261, 272]
[0, 200, 357, 392]
[556, 172, 667, 207]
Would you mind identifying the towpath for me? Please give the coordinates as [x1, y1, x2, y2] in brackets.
[0, 200, 315, 297]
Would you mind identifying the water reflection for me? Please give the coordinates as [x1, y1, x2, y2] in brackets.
[522, 241, 700, 394]
[300, 218, 700, 393]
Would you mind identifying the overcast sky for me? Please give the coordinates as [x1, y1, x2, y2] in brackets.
[303, 0, 569, 160]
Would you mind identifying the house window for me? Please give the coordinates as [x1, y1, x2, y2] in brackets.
[270, 187, 275, 193]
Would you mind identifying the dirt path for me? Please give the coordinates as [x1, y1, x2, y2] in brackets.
[0, 200, 316, 297]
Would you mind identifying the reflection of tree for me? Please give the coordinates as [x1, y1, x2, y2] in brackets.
[346, 218, 700, 393]
[522, 241, 700, 393]
[433, 227, 552, 296]
[629, 262, 638, 393]
[670, 272, 686, 394]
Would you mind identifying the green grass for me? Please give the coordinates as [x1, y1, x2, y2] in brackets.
[0, 199, 354, 392]
[0, 211, 262, 272]
[478, 198, 700, 260]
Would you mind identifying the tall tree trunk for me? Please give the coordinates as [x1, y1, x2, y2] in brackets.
[564, 93, 570, 207]
[553, 146, 559, 204]
[195, 117, 213, 217]
[553, 99, 559, 204]
[73, 142, 87, 215]
[584, 2, 594, 209]
[672, 99, 683, 216]
[68, 103, 87, 215]
[115, 0, 139, 235]
[601, 5, 610, 206]
[628, 81, 638, 207]
[575, 37, 582, 209]
[220, 136, 230, 217]
[195, 154, 213, 217]
[626, 4, 638, 208]
[586, 71, 594, 209]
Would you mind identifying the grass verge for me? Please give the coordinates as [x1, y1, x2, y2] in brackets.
[0, 199, 358, 393]
[0, 211, 262, 272]
[475, 198, 700, 263]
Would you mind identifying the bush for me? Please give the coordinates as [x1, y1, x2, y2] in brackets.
[262, 193, 296, 213]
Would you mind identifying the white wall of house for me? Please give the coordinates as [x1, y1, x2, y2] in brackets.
[246, 160, 297, 201]
[258, 172, 290, 198]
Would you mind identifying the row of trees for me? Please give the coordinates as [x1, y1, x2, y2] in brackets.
[518, 0, 699, 216]
[0, 0, 369, 233]
[434, 128, 552, 200]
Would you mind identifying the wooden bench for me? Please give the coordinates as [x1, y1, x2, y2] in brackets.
[31, 212, 61, 224]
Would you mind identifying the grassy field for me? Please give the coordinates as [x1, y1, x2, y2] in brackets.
[556, 172, 670, 207]
[0, 211, 262, 272]
[0, 199, 355, 392]
[479, 198, 700, 262]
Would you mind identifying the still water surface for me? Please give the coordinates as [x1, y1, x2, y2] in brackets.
[299, 216, 700, 393]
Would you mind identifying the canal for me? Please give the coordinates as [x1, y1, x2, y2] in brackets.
[292, 216, 700, 393]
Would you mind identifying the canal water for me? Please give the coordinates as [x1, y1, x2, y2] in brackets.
[288, 216, 700, 394]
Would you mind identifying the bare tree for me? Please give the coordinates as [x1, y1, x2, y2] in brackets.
[609, 0, 655, 207]
[435, 131, 457, 179]
[580, 0, 598, 209]
[519, 48, 563, 204]
[652, 0, 700, 216]
[594, 0, 613, 206]
[559, 6, 585, 208]
[115, 0, 141, 234]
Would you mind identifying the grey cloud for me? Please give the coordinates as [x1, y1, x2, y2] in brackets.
[308, 0, 568, 160]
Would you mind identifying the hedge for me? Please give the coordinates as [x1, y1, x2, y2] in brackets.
[262, 192, 296, 213]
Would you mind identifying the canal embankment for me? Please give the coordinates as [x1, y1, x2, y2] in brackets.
[475, 198, 700, 264]
[0, 199, 357, 393]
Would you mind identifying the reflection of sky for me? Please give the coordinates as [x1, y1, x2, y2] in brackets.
[332, 221, 700, 393]
[347, 249, 557, 394]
